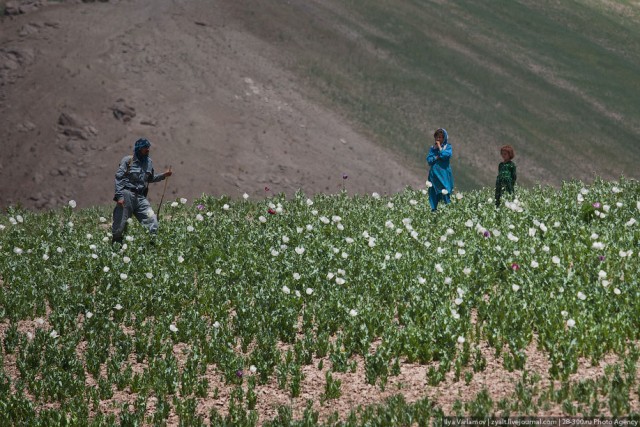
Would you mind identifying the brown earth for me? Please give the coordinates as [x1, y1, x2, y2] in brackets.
[0, 0, 424, 211]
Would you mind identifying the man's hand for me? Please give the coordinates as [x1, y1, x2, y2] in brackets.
[164, 170, 173, 178]
[116, 198, 125, 207]
[435, 141, 441, 150]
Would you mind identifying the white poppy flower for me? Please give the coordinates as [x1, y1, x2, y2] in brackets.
[120, 273, 128, 280]
[456, 192, 463, 200]
[457, 336, 465, 344]
[57, 247, 64, 253]
[336, 277, 346, 285]
[614, 288, 621, 295]
[86, 311, 93, 319]
[42, 253, 49, 261]
[372, 192, 380, 199]
[282, 285, 290, 294]
[458, 249, 466, 255]
[146, 272, 153, 279]
[170, 324, 178, 333]
[625, 218, 637, 227]
[296, 227, 303, 233]
[612, 186, 621, 194]
[580, 188, 589, 195]
[425, 181, 433, 188]
[528, 228, 537, 237]
[567, 319, 576, 328]
[320, 216, 330, 224]
[598, 270, 607, 279]
[171, 201, 179, 208]
[187, 225, 195, 232]
[507, 233, 519, 242]
[446, 228, 454, 236]
[114, 304, 123, 311]
[542, 246, 550, 252]
[409, 199, 418, 206]
[349, 309, 358, 317]
[13, 247, 23, 255]
[36, 318, 44, 325]
[178, 255, 185, 263]
[463, 268, 471, 275]
[305, 198, 314, 206]
[327, 272, 335, 280]
[215, 268, 222, 275]
[552, 256, 561, 264]
[454, 298, 463, 306]
[126, 235, 134, 242]
[577, 292, 586, 300]
[341, 252, 348, 259]
[441, 189, 449, 195]
[222, 204, 229, 210]
[435, 263, 444, 273]
[99, 216, 107, 223]
[50, 330, 59, 339]
[16, 215, 24, 223]
[295, 246, 305, 255]
[206, 212, 213, 217]
[250, 365, 257, 373]
[561, 310, 568, 317]
[465, 220, 473, 228]
[179, 198, 187, 204]
[554, 221, 561, 227]
[444, 277, 452, 285]
[512, 284, 520, 292]
[531, 260, 539, 268]
[592, 242, 605, 250]
[311, 210, 318, 216]
[306, 224, 313, 231]
[387, 202, 394, 209]
[293, 273, 301, 280]
[259, 216, 267, 223]
[577, 194, 584, 202]
[306, 288, 313, 295]
[91, 254, 98, 259]
[123, 256, 131, 264]
[271, 249, 279, 256]
[457, 288, 465, 297]
[243, 193, 249, 200]
[103, 266, 110, 273]
[394, 252, 402, 260]
[213, 321, 221, 329]
[602, 280, 610, 287]
[196, 214, 204, 221]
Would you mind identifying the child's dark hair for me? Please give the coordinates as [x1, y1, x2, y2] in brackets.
[433, 129, 445, 139]
[500, 145, 515, 161]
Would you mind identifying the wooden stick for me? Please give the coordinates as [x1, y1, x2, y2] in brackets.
[156, 165, 172, 218]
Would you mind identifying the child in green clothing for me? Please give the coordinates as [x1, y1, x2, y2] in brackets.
[495, 145, 516, 207]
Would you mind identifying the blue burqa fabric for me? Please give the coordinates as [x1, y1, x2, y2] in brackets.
[426, 128, 454, 211]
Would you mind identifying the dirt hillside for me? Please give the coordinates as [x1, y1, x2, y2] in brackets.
[0, 0, 425, 210]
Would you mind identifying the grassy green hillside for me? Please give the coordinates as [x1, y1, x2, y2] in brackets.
[226, 0, 640, 189]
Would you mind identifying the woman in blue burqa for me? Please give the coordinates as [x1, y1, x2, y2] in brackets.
[426, 128, 454, 211]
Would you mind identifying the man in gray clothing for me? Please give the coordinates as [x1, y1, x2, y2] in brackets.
[112, 138, 173, 244]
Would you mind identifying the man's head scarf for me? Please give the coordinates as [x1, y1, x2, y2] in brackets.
[134, 138, 151, 159]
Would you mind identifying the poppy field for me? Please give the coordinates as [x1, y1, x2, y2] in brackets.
[1, 179, 640, 425]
